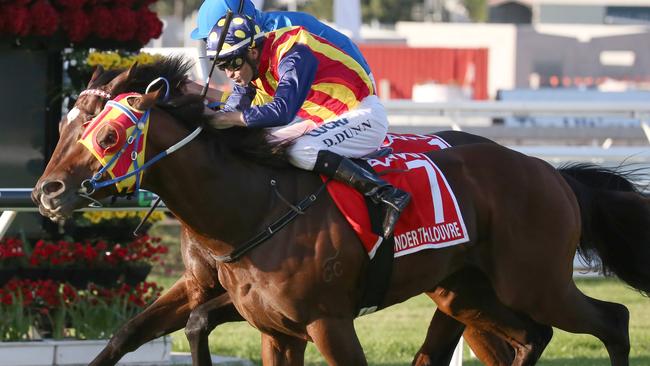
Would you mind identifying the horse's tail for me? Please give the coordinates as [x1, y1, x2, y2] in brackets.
[558, 163, 650, 295]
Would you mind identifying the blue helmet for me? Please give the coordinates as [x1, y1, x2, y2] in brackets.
[191, 0, 257, 40]
[206, 14, 264, 65]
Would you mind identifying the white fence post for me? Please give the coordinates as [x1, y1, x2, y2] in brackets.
[450, 338, 463, 366]
[0, 211, 17, 240]
[641, 121, 650, 145]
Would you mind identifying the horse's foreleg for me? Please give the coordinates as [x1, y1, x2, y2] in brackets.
[89, 278, 191, 366]
[307, 318, 367, 366]
[185, 295, 307, 366]
[261, 332, 307, 366]
[185, 293, 244, 366]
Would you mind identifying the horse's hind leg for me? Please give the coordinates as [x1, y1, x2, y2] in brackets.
[488, 237, 629, 363]
[429, 269, 552, 366]
[517, 281, 630, 366]
[413, 307, 558, 366]
[412, 310, 516, 366]
[412, 310, 517, 366]
[463, 325, 517, 366]
[185, 293, 244, 366]
[434, 295, 551, 366]
[412, 310, 465, 366]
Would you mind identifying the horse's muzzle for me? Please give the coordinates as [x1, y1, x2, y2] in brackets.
[41, 179, 65, 197]
[33, 179, 75, 222]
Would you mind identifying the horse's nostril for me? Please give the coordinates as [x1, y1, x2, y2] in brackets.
[41, 180, 65, 195]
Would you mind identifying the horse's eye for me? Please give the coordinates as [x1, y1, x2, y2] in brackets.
[95, 122, 124, 153]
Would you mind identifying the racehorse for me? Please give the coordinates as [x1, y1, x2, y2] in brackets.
[56, 59, 531, 366]
[35, 58, 647, 364]
[63, 60, 545, 366]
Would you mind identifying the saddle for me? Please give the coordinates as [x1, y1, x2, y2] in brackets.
[334, 133, 470, 316]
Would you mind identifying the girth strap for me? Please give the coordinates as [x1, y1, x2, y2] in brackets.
[214, 179, 329, 263]
[355, 159, 395, 316]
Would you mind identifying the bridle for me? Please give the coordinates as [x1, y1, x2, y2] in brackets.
[76, 78, 202, 207]
[74, 80, 326, 263]
[79, 88, 113, 100]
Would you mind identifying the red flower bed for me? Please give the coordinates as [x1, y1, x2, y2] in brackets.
[0, 0, 162, 48]
[0, 278, 76, 307]
[30, 0, 60, 36]
[0, 213, 168, 340]
[0, 237, 25, 261]
[0, 236, 168, 289]
[15, 235, 168, 268]
[0, 278, 162, 340]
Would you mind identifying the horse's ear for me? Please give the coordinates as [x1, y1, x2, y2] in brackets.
[127, 62, 138, 78]
[107, 62, 138, 95]
[133, 88, 161, 110]
[87, 65, 104, 87]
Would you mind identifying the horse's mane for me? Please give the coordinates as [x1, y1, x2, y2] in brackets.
[87, 56, 192, 97]
[95, 55, 290, 168]
[123, 56, 194, 98]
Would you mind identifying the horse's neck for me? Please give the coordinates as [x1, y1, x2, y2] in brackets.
[150, 152, 265, 231]
[143, 136, 314, 254]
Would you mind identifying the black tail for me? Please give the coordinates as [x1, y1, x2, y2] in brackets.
[559, 163, 650, 296]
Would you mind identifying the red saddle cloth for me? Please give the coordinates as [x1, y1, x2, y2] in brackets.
[324, 133, 470, 258]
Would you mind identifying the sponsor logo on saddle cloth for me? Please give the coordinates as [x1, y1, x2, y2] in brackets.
[78, 93, 150, 194]
[323, 133, 469, 258]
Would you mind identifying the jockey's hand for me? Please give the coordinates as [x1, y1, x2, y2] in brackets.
[205, 109, 246, 129]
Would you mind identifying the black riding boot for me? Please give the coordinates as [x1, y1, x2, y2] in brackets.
[314, 150, 411, 238]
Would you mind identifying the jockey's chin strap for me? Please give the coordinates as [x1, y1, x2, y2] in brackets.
[214, 179, 330, 264]
[78, 78, 203, 205]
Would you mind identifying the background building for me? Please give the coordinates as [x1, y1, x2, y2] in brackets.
[489, 0, 650, 24]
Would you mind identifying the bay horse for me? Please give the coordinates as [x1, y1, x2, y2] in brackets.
[61, 58, 550, 365]
[57, 59, 531, 366]
[35, 58, 644, 364]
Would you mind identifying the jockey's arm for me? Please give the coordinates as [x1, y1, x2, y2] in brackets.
[209, 44, 317, 130]
[222, 84, 257, 112]
[204, 84, 258, 128]
[240, 44, 317, 128]
[204, 109, 246, 129]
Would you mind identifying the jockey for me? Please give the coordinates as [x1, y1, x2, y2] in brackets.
[186, 0, 374, 102]
[204, 15, 410, 238]
[190, 0, 373, 79]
